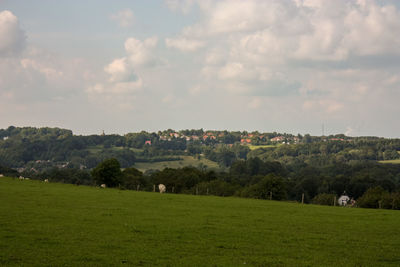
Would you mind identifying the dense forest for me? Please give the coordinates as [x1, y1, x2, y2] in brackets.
[1, 126, 400, 209]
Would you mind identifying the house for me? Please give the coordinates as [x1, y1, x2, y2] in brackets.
[145, 140, 152, 145]
[270, 136, 285, 142]
[241, 139, 251, 144]
[330, 138, 345, 141]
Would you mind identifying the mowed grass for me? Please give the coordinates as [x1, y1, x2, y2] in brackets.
[133, 155, 219, 172]
[379, 159, 400, 164]
[1, 178, 399, 266]
[248, 144, 279, 150]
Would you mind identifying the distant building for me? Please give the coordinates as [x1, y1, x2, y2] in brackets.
[145, 140, 152, 145]
[270, 136, 284, 142]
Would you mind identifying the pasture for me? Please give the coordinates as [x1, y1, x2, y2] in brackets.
[133, 155, 220, 172]
[379, 159, 400, 164]
[0, 177, 399, 266]
[248, 144, 279, 150]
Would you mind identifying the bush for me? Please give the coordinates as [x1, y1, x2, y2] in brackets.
[240, 174, 286, 200]
[381, 192, 400, 210]
[194, 180, 239, 197]
[357, 186, 389, 209]
[312, 193, 336, 206]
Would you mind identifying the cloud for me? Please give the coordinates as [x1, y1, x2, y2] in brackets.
[165, 37, 204, 52]
[0, 10, 26, 56]
[110, 9, 134, 28]
[124, 37, 158, 66]
[104, 58, 137, 83]
[87, 36, 161, 109]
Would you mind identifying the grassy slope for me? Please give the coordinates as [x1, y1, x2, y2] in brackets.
[133, 155, 220, 172]
[1, 178, 399, 266]
[379, 159, 400, 164]
[248, 144, 278, 150]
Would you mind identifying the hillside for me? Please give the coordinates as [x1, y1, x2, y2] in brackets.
[1, 177, 399, 266]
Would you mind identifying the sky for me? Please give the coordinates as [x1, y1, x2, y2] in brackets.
[1, 0, 400, 137]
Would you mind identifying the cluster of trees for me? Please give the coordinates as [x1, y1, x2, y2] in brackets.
[2, 126, 400, 171]
[78, 157, 400, 210]
[2, 126, 400, 210]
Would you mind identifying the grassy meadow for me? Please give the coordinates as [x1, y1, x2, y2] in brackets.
[133, 155, 220, 172]
[378, 159, 400, 164]
[1, 177, 399, 266]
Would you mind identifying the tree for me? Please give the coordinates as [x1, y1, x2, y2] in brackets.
[122, 167, 145, 190]
[240, 174, 286, 200]
[312, 193, 336, 206]
[91, 158, 122, 187]
[357, 186, 388, 209]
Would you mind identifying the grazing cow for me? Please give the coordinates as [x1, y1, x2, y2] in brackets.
[158, 184, 166, 193]
[19, 176, 24, 180]
[44, 179, 49, 183]
[0, 174, 4, 177]
[100, 184, 107, 188]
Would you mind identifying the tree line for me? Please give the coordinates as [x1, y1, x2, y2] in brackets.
[6, 156, 398, 210]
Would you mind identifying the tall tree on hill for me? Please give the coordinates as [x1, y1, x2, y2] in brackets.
[91, 158, 122, 187]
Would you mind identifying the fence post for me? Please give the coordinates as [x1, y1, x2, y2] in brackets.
[334, 196, 336, 206]
[301, 193, 304, 204]
[206, 188, 209, 195]
[137, 184, 140, 191]
[196, 187, 199, 195]
[153, 184, 155, 192]
[269, 191, 272, 200]
[172, 186, 174, 193]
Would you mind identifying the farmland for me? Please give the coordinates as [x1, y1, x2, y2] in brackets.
[1, 177, 399, 266]
[133, 155, 220, 172]
[379, 159, 400, 164]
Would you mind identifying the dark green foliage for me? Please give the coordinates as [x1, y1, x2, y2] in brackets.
[91, 158, 122, 187]
[0, 165, 18, 177]
[357, 187, 400, 210]
[195, 180, 239, 196]
[312, 193, 336, 206]
[121, 167, 145, 190]
[240, 174, 286, 200]
[357, 186, 388, 208]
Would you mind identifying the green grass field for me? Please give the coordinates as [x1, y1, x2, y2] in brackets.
[133, 155, 220, 172]
[248, 144, 279, 150]
[379, 159, 400, 164]
[1, 177, 399, 266]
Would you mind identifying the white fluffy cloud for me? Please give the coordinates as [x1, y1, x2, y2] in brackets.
[164, 0, 400, 102]
[0, 10, 26, 56]
[110, 9, 134, 28]
[165, 37, 204, 52]
[124, 37, 158, 66]
[104, 58, 137, 83]
[87, 36, 160, 109]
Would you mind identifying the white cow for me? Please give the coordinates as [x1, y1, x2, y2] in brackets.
[44, 179, 49, 183]
[100, 184, 107, 188]
[158, 184, 166, 193]
[338, 195, 350, 206]
[19, 176, 24, 180]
